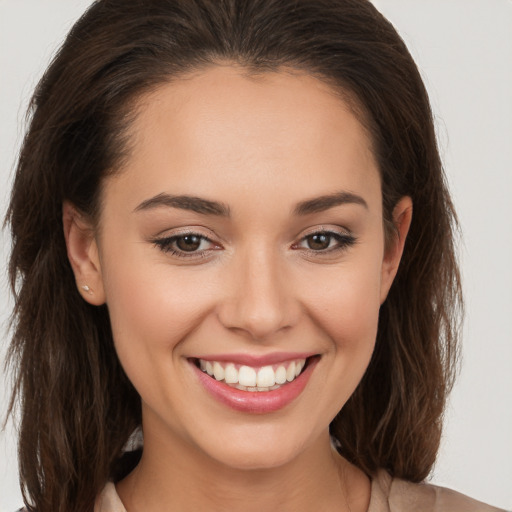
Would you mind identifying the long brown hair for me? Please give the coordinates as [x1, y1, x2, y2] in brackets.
[5, 1, 462, 510]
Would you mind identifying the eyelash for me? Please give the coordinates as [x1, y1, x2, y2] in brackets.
[293, 231, 357, 255]
[152, 233, 218, 259]
[152, 230, 356, 259]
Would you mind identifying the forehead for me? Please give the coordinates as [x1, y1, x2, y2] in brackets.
[106, 65, 381, 212]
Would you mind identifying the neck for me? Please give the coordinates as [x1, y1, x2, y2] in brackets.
[117, 424, 370, 512]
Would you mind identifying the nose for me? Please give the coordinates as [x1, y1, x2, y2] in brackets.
[216, 245, 300, 341]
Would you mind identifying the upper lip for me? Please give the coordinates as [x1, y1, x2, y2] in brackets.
[190, 352, 317, 367]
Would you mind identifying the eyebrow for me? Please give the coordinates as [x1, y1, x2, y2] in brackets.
[134, 190, 367, 217]
[134, 193, 231, 216]
[293, 191, 368, 216]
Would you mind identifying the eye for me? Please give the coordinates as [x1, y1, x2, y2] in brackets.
[294, 230, 356, 253]
[174, 234, 205, 252]
[152, 233, 219, 258]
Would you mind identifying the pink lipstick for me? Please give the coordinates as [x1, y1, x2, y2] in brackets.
[189, 355, 319, 414]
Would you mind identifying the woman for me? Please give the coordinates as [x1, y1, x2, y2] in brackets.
[4, 0, 506, 511]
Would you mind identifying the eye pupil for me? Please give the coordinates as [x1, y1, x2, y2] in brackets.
[307, 233, 331, 250]
[176, 235, 202, 252]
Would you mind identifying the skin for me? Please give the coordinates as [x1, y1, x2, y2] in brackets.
[64, 66, 412, 512]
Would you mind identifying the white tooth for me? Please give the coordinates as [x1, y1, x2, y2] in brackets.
[235, 384, 248, 391]
[257, 366, 276, 387]
[247, 386, 259, 392]
[286, 362, 296, 382]
[238, 366, 257, 387]
[275, 365, 287, 385]
[200, 359, 207, 371]
[205, 361, 214, 376]
[213, 362, 225, 381]
[224, 363, 238, 384]
[258, 387, 270, 392]
[270, 384, 281, 390]
[295, 360, 302, 377]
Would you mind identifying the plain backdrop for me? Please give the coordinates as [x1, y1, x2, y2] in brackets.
[1, 1, 511, 511]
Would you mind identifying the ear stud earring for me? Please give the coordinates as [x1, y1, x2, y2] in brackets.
[81, 285, 93, 294]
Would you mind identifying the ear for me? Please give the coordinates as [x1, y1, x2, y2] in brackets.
[63, 201, 106, 306]
[380, 196, 413, 304]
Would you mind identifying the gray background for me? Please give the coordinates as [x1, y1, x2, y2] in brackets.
[1, 1, 511, 510]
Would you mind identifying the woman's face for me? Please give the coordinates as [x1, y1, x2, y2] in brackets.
[70, 66, 409, 470]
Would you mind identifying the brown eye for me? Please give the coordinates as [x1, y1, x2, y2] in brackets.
[294, 230, 357, 254]
[176, 235, 202, 252]
[306, 233, 332, 250]
[153, 233, 217, 257]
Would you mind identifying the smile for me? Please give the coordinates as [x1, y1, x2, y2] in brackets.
[190, 355, 319, 413]
[197, 358, 307, 391]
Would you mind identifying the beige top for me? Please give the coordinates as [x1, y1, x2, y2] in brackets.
[94, 470, 507, 511]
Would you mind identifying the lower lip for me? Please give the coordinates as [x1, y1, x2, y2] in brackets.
[191, 357, 318, 414]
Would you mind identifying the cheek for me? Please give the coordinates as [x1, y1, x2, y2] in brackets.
[320, 279, 380, 391]
[290, 258, 383, 426]
[100, 242, 214, 387]
[303, 258, 383, 350]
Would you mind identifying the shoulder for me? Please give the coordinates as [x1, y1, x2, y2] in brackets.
[369, 469, 507, 512]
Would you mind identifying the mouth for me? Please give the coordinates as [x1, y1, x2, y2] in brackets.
[189, 355, 319, 413]
[192, 357, 309, 392]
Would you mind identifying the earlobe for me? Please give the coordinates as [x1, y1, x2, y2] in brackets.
[380, 196, 413, 304]
[62, 201, 106, 306]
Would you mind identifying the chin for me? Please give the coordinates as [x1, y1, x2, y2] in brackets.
[197, 427, 310, 471]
